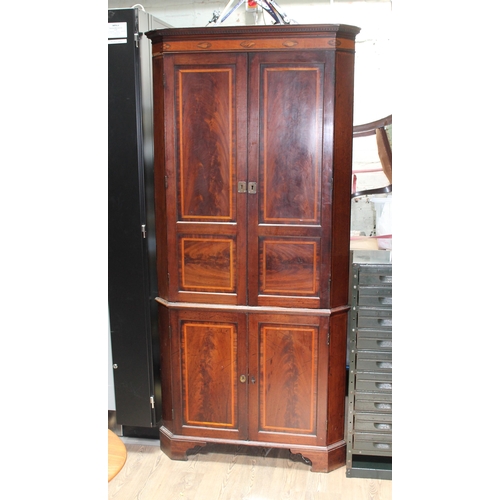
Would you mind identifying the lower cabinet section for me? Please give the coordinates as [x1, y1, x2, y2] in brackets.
[157, 301, 348, 472]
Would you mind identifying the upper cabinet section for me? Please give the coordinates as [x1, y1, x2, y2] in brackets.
[147, 25, 360, 309]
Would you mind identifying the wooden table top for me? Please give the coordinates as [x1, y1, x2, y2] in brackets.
[108, 429, 127, 482]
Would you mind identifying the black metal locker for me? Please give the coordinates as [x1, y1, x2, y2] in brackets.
[108, 7, 171, 431]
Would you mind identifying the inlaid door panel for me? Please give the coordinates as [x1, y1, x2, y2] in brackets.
[162, 52, 248, 305]
[179, 235, 236, 293]
[177, 67, 234, 221]
[248, 313, 328, 446]
[169, 309, 248, 440]
[259, 66, 322, 225]
[259, 237, 320, 296]
[247, 51, 335, 309]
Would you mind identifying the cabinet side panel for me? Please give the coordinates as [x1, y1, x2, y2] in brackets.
[152, 54, 169, 298]
[330, 50, 356, 308]
[327, 310, 349, 443]
[158, 304, 173, 429]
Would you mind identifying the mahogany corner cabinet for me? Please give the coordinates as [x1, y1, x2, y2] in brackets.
[146, 24, 360, 473]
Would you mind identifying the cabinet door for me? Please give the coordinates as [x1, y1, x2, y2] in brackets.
[169, 309, 248, 440]
[247, 313, 329, 446]
[160, 52, 248, 305]
[247, 51, 335, 309]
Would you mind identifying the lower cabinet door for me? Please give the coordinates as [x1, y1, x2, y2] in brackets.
[247, 313, 328, 446]
[169, 309, 248, 440]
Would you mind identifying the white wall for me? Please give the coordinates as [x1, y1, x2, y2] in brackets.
[108, 1, 391, 121]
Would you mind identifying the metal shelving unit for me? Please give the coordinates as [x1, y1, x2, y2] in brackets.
[346, 253, 392, 480]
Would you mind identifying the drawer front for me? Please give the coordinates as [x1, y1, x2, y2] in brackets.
[353, 413, 392, 433]
[357, 269, 392, 287]
[356, 352, 392, 372]
[357, 317, 392, 329]
[358, 308, 392, 319]
[354, 396, 392, 413]
[355, 377, 392, 393]
[357, 285, 392, 307]
[357, 310, 392, 329]
[358, 294, 392, 308]
[353, 432, 392, 455]
[356, 329, 391, 341]
[356, 336, 392, 351]
[353, 371, 392, 382]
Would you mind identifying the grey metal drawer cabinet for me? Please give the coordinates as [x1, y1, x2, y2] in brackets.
[346, 260, 392, 480]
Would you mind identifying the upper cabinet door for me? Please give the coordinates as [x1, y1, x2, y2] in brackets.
[161, 52, 248, 305]
[247, 51, 335, 309]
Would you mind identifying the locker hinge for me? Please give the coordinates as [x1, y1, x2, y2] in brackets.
[169, 325, 172, 338]
[150, 396, 155, 409]
[141, 224, 147, 238]
[172, 408, 175, 420]
[164, 175, 168, 188]
[327, 332, 330, 346]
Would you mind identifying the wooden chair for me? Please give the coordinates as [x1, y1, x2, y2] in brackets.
[351, 114, 392, 198]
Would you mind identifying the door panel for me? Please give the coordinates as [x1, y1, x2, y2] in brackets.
[162, 53, 248, 305]
[178, 67, 234, 221]
[248, 313, 328, 446]
[259, 237, 320, 296]
[179, 235, 236, 293]
[170, 309, 248, 440]
[247, 51, 334, 309]
[260, 65, 322, 225]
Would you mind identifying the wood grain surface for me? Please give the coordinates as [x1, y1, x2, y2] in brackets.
[108, 430, 127, 482]
[108, 440, 392, 499]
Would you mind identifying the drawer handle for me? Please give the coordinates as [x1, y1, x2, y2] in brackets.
[374, 423, 392, 430]
[375, 382, 392, 390]
[373, 442, 391, 449]
[377, 319, 392, 326]
[378, 297, 392, 304]
[376, 361, 392, 369]
[374, 402, 392, 410]
[376, 340, 392, 348]
[378, 276, 391, 283]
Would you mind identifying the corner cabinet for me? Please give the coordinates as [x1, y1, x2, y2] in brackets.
[146, 24, 360, 473]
